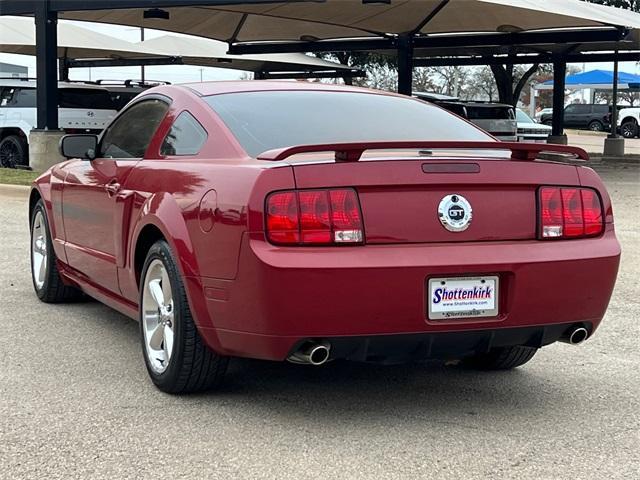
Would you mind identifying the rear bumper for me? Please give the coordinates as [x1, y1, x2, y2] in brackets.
[296, 322, 586, 363]
[198, 227, 620, 361]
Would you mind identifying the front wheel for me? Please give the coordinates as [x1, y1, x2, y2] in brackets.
[0, 135, 28, 168]
[464, 345, 538, 370]
[140, 240, 228, 393]
[621, 120, 638, 139]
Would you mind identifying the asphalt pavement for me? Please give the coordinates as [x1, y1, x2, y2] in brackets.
[1, 162, 639, 480]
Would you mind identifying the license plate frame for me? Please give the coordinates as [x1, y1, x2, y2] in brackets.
[427, 276, 499, 320]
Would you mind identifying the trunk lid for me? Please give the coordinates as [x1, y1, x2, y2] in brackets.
[290, 155, 580, 244]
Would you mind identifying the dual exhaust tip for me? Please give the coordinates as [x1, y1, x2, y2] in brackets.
[287, 341, 330, 365]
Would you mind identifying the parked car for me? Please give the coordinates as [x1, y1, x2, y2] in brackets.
[30, 82, 620, 393]
[540, 104, 611, 131]
[414, 93, 517, 141]
[534, 107, 552, 122]
[0, 79, 117, 168]
[516, 108, 551, 142]
[617, 107, 639, 138]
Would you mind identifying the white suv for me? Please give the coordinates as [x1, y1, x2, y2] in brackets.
[617, 107, 639, 138]
[0, 80, 117, 168]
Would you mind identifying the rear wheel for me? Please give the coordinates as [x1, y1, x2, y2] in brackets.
[140, 240, 228, 393]
[621, 119, 638, 139]
[464, 345, 538, 370]
[588, 120, 604, 132]
[30, 200, 82, 302]
[0, 135, 28, 168]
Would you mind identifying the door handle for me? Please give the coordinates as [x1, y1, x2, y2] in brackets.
[105, 180, 121, 197]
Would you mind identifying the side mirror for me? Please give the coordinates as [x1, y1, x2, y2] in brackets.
[59, 134, 98, 160]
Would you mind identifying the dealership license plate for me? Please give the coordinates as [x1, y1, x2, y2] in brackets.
[428, 276, 499, 320]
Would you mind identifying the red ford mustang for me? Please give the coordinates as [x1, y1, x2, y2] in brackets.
[29, 82, 621, 393]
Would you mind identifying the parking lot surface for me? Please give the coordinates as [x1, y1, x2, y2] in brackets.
[1, 162, 639, 480]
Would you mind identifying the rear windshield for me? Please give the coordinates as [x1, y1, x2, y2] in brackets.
[465, 106, 515, 120]
[205, 90, 493, 157]
[59, 88, 115, 110]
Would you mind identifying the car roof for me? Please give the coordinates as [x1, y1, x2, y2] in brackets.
[180, 80, 396, 97]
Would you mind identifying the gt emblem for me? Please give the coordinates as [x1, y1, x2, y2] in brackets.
[438, 194, 472, 232]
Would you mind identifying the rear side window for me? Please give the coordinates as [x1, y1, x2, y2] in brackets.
[160, 111, 207, 156]
[58, 88, 115, 110]
[1, 88, 36, 107]
[465, 106, 515, 120]
[593, 105, 609, 113]
[205, 91, 492, 157]
[100, 98, 169, 159]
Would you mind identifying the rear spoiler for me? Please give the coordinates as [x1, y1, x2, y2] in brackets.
[257, 141, 589, 162]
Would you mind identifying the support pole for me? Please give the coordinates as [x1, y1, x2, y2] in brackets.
[529, 84, 536, 118]
[609, 54, 619, 138]
[549, 60, 567, 144]
[58, 57, 69, 82]
[140, 27, 145, 83]
[604, 50, 625, 157]
[397, 34, 414, 96]
[35, 0, 58, 130]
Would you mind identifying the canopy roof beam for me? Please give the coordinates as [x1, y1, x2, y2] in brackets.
[415, 51, 640, 67]
[66, 57, 184, 68]
[228, 28, 630, 54]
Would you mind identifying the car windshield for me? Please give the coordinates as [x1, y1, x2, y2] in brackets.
[516, 109, 534, 123]
[205, 90, 493, 157]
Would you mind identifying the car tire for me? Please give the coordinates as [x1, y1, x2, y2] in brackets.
[588, 120, 604, 132]
[139, 240, 228, 394]
[30, 200, 82, 302]
[543, 119, 552, 126]
[464, 345, 537, 370]
[621, 120, 638, 139]
[0, 135, 29, 168]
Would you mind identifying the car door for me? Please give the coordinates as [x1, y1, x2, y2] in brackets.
[62, 97, 170, 294]
[563, 104, 580, 127]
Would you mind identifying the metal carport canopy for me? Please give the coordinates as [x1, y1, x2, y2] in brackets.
[0, 16, 356, 78]
[19, 0, 640, 95]
[20, 0, 639, 42]
[0, 0, 638, 134]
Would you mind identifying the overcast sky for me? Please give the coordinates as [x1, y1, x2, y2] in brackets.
[0, 18, 637, 86]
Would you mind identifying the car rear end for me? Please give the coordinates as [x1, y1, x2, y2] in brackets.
[57, 85, 117, 134]
[201, 87, 620, 364]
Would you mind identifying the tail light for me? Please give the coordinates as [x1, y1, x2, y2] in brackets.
[266, 188, 364, 245]
[538, 186, 603, 239]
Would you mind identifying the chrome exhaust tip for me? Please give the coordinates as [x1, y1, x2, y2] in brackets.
[287, 341, 331, 365]
[561, 326, 589, 345]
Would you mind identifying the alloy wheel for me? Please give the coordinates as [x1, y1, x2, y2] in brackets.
[31, 210, 48, 290]
[142, 259, 175, 374]
[0, 139, 20, 168]
[621, 123, 636, 138]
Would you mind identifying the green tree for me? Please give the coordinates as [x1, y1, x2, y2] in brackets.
[583, 0, 639, 12]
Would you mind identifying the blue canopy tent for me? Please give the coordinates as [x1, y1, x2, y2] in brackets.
[536, 69, 640, 90]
